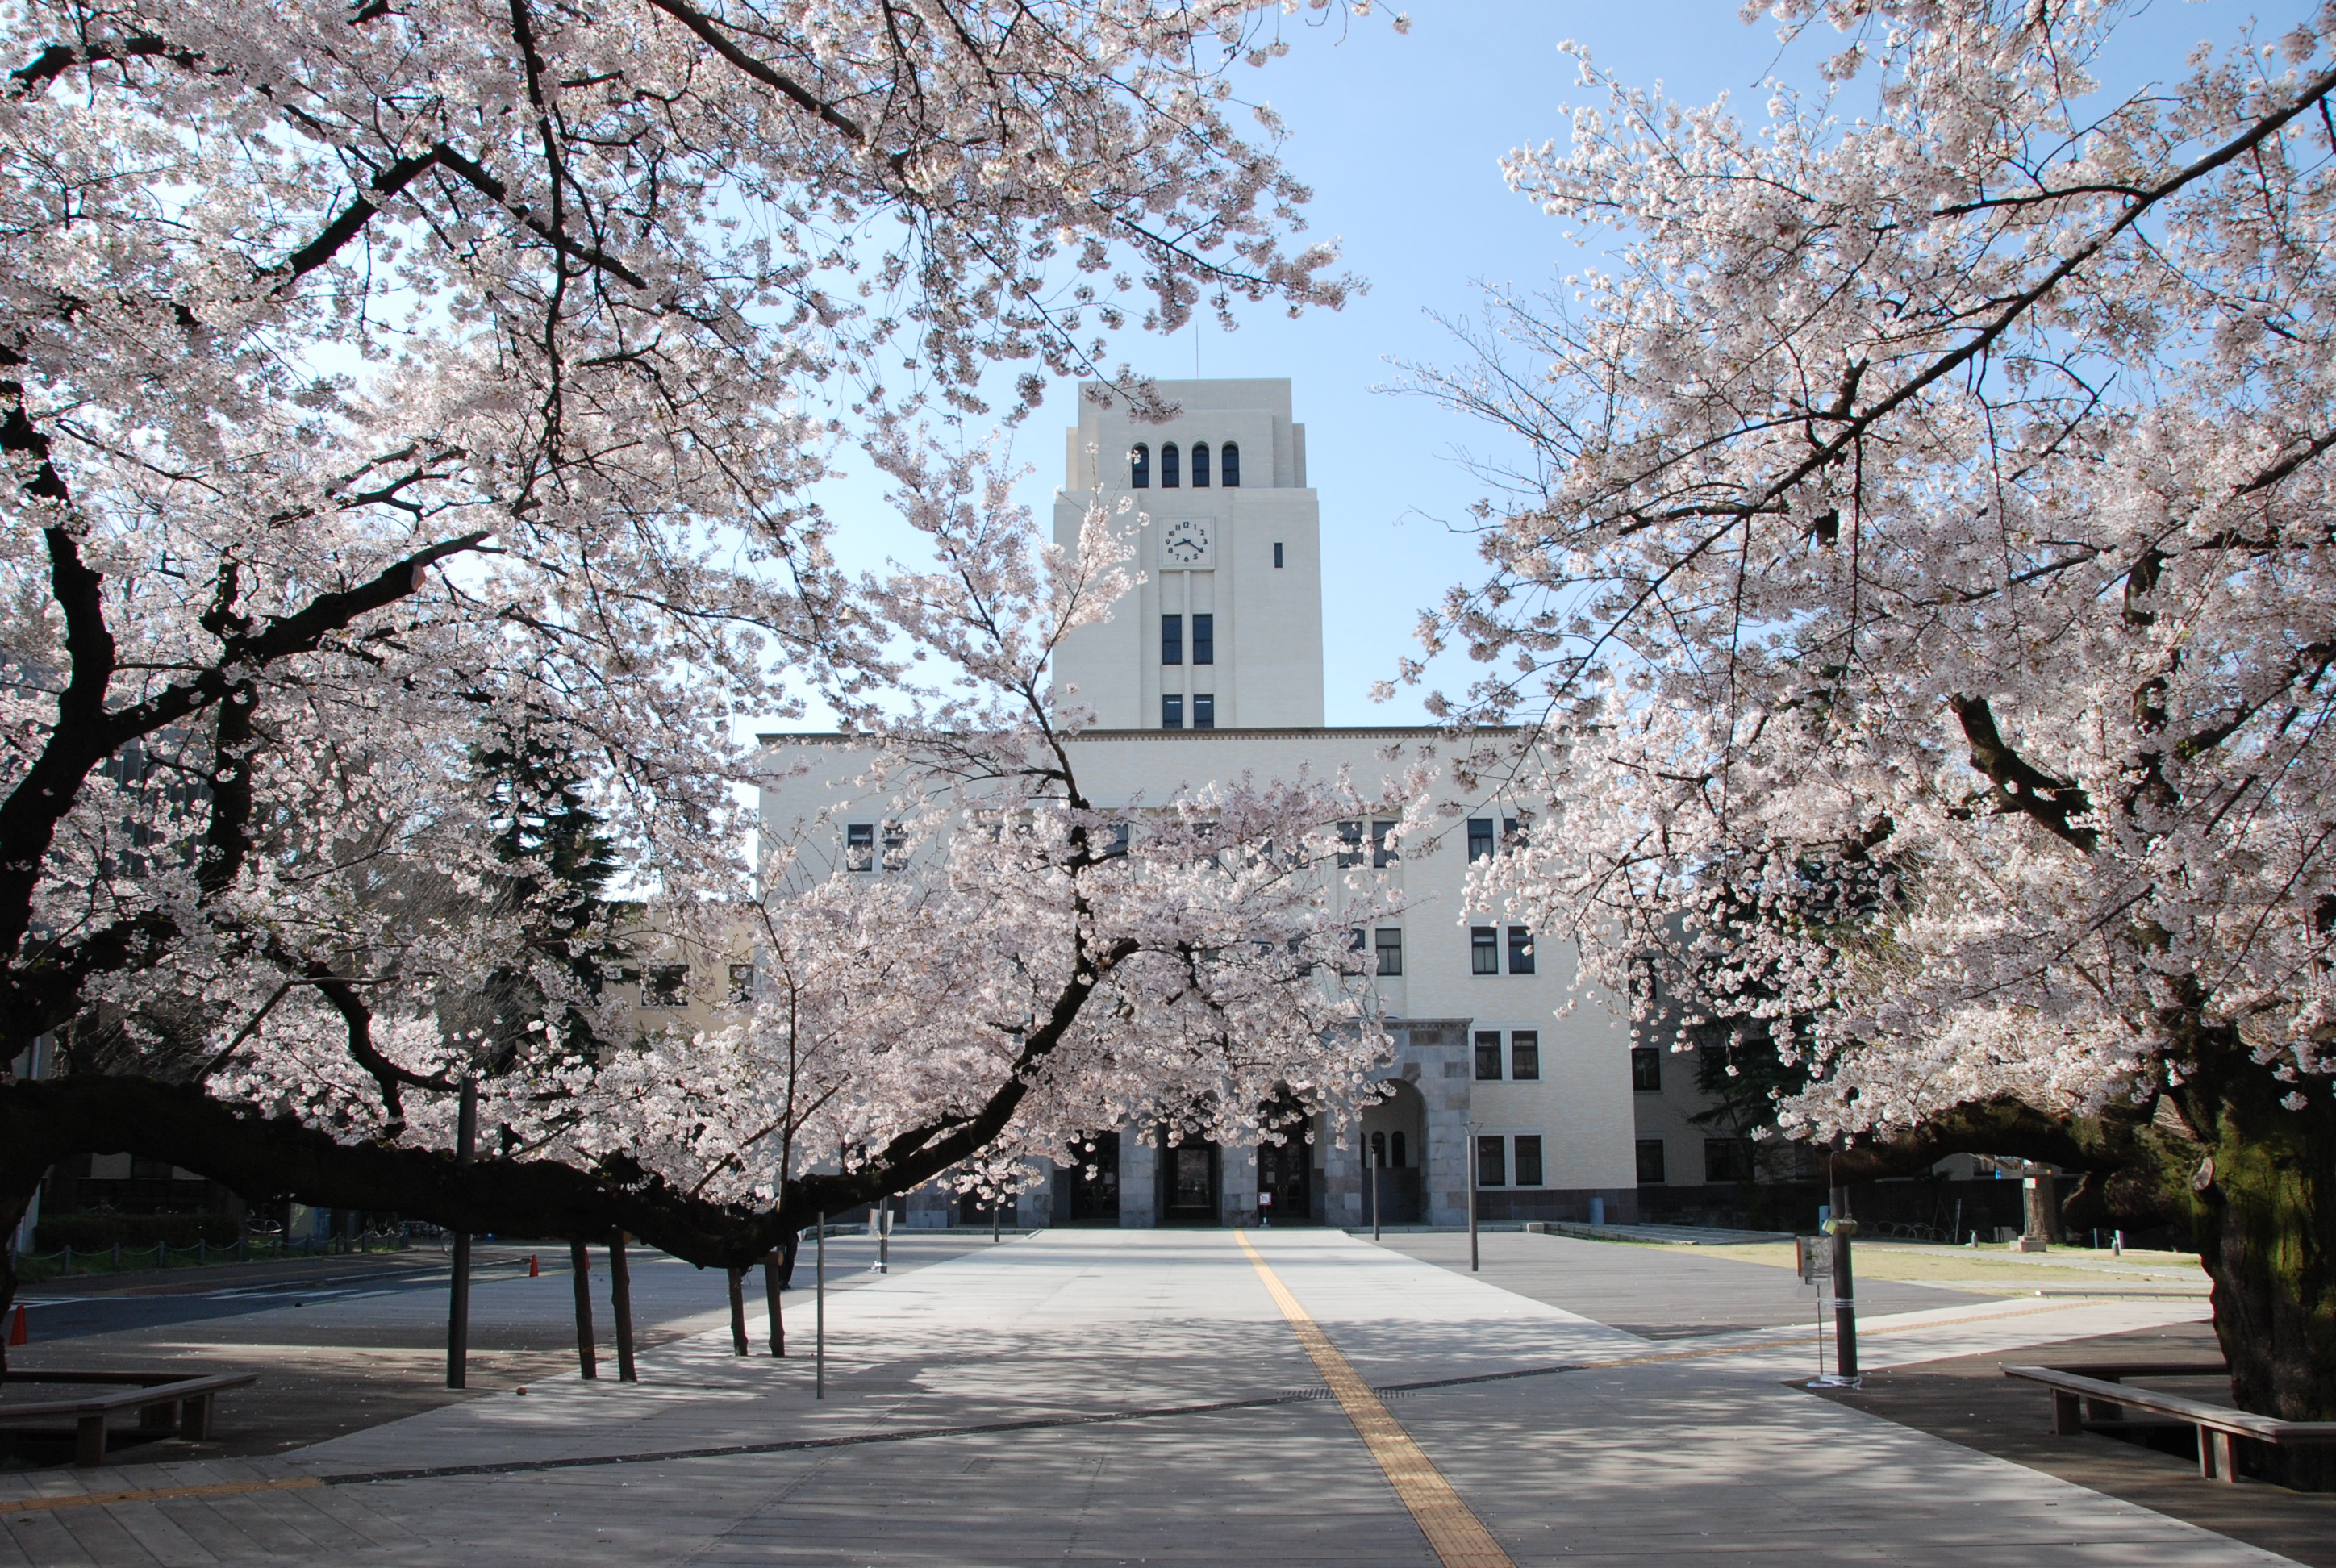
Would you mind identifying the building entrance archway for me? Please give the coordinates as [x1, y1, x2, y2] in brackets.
[1256, 1089, 1316, 1224]
[1159, 1136, 1220, 1225]
[1361, 1078, 1427, 1224]
[1058, 1131, 1120, 1224]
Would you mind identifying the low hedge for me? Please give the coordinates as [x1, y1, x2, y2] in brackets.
[34, 1211, 244, 1251]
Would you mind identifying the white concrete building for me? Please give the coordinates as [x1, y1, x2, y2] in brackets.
[755, 378, 1640, 1229]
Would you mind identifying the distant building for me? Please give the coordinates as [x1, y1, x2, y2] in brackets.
[753, 379, 1641, 1228]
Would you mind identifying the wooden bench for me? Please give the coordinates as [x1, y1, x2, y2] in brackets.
[2003, 1362, 2336, 1482]
[0, 1370, 258, 1466]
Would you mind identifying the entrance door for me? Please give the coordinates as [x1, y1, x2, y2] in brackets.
[1162, 1141, 1219, 1224]
[1257, 1137, 1313, 1224]
[1064, 1131, 1120, 1224]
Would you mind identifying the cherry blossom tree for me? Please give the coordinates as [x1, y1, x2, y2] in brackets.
[1408, 0, 2336, 1451]
[0, 0, 1379, 1327]
[586, 446, 1401, 1219]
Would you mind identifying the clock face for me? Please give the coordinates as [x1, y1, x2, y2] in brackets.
[1162, 519, 1211, 566]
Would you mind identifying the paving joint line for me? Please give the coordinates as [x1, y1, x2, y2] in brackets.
[0, 1287, 2135, 1518]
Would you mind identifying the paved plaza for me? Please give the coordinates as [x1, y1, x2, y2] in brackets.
[0, 1228, 2316, 1566]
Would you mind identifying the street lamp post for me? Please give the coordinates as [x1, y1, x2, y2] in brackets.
[445, 1077, 476, 1389]
[1466, 1120, 1480, 1273]
[1827, 1184, 1859, 1385]
[1370, 1141, 1381, 1241]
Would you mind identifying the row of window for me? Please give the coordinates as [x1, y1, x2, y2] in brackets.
[1347, 927, 1535, 980]
[1466, 817, 1524, 861]
[635, 962, 756, 1008]
[1476, 1133, 1546, 1188]
[1162, 694, 1214, 728]
[1471, 925, 1535, 974]
[1162, 614, 1213, 665]
[1130, 441, 1240, 489]
[843, 821, 910, 873]
[849, 812, 1516, 866]
[1474, 1029, 1540, 1081]
[1336, 819, 1400, 868]
[1636, 1137, 1753, 1186]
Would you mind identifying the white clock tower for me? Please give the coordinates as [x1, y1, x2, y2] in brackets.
[1049, 378, 1325, 729]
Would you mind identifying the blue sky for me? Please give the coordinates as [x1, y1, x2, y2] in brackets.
[788, 0, 2303, 729]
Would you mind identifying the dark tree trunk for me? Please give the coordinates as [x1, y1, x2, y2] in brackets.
[2180, 1070, 2336, 1487]
[569, 1240, 598, 1380]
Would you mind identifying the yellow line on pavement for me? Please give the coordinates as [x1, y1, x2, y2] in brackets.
[0, 1477, 321, 1516]
[1236, 1232, 1515, 1568]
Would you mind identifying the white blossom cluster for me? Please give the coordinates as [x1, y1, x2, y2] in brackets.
[1412, 0, 2336, 1141]
[0, 0, 1390, 1197]
[591, 440, 1409, 1207]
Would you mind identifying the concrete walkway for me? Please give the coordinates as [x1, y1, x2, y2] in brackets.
[0, 1228, 2287, 1566]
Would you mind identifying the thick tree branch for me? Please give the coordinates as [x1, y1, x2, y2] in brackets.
[0, 1075, 798, 1268]
[10, 34, 205, 96]
[1950, 694, 2100, 852]
[640, 0, 869, 146]
[0, 531, 488, 1022]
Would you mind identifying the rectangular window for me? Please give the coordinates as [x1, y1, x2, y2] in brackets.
[1476, 1135, 1508, 1187]
[644, 964, 688, 1008]
[1630, 1047, 1662, 1092]
[1162, 694, 1183, 729]
[1103, 822, 1132, 858]
[1704, 1139, 1753, 1183]
[882, 821, 908, 872]
[1466, 817, 1494, 861]
[1370, 819, 1399, 868]
[1475, 1030, 1503, 1080]
[1337, 820, 1364, 868]
[1374, 927, 1404, 978]
[1636, 1138, 1667, 1186]
[1273, 541, 1283, 568]
[727, 962, 755, 1003]
[1191, 614, 1213, 665]
[1508, 926, 1535, 975]
[845, 822, 874, 872]
[1193, 693, 1215, 729]
[1470, 926, 1499, 974]
[1503, 816, 1523, 847]
[1162, 614, 1183, 665]
[1513, 1135, 1545, 1188]
[1510, 1031, 1540, 1081]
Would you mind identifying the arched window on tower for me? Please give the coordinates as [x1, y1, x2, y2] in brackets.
[1391, 1130, 1408, 1169]
[1191, 442, 1211, 487]
[1220, 442, 1241, 487]
[1160, 442, 1181, 487]
[1129, 443, 1150, 489]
